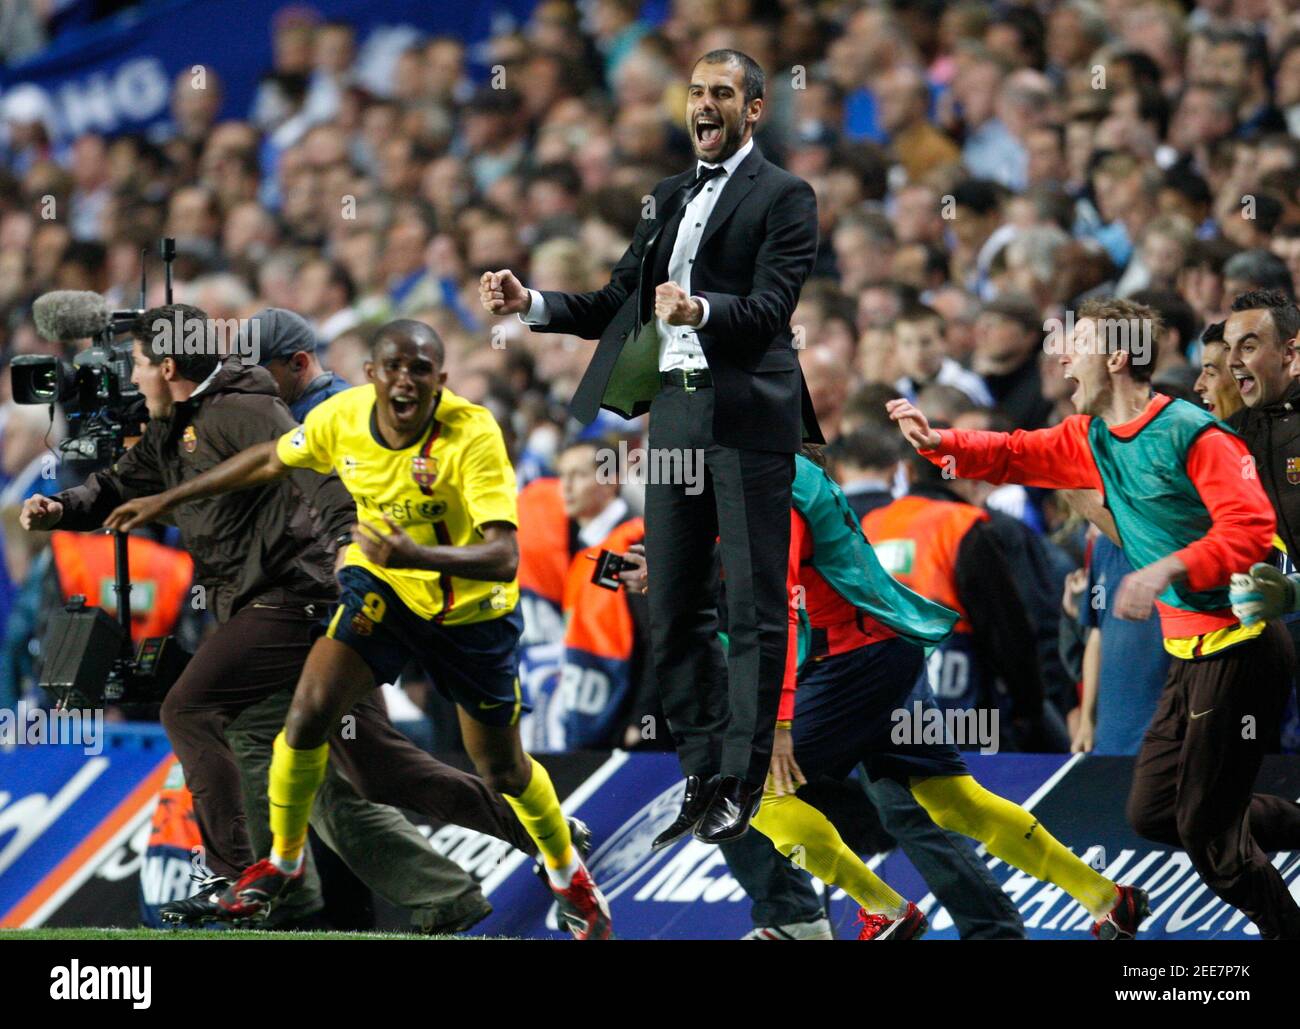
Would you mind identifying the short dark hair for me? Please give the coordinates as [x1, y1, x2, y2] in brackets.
[951, 178, 1003, 216]
[1183, 237, 1240, 274]
[895, 302, 945, 330]
[131, 304, 220, 383]
[371, 318, 446, 366]
[695, 49, 765, 105]
[827, 427, 904, 472]
[1224, 248, 1294, 297]
[843, 382, 905, 429]
[322, 260, 356, 305]
[1230, 288, 1300, 346]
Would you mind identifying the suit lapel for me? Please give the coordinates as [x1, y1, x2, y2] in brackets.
[697, 146, 763, 252]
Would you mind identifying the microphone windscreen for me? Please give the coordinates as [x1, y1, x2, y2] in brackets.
[32, 291, 111, 342]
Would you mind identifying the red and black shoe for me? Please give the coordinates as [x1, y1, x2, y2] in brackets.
[857, 902, 928, 940]
[550, 863, 613, 940]
[215, 859, 303, 922]
[1092, 885, 1149, 940]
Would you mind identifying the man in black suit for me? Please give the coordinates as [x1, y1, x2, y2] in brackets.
[481, 49, 821, 844]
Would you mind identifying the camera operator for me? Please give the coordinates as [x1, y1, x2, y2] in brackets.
[20, 303, 532, 931]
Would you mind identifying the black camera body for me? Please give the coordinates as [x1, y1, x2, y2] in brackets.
[40, 597, 190, 709]
[22, 241, 189, 709]
[11, 312, 147, 464]
[591, 548, 629, 591]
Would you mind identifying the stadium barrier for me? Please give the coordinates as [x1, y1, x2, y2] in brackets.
[3, 726, 1299, 939]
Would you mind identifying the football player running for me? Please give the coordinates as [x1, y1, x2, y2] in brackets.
[108, 320, 612, 939]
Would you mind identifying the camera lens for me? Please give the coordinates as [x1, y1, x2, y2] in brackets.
[30, 366, 59, 400]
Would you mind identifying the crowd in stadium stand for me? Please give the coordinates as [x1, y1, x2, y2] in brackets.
[3, 0, 1300, 757]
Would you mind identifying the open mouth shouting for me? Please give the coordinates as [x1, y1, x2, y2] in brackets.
[390, 393, 420, 421]
[1234, 371, 1256, 399]
[695, 114, 724, 154]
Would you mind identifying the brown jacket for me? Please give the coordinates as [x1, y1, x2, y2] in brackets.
[54, 356, 354, 622]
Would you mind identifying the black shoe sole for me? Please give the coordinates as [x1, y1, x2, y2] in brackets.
[159, 909, 221, 927]
[651, 817, 700, 852]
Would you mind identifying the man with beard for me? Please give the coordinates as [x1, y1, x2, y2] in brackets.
[481, 49, 822, 845]
[891, 297, 1300, 939]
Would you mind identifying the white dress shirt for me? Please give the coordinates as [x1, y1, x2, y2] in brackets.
[521, 137, 755, 373]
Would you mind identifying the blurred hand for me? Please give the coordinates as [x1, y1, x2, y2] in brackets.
[886, 397, 941, 450]
[479, 269, 529, 316]
[1114, 556, 1183, 621]
[1071, 715, 1095, 754]
[766, 727, 806, 796]
[622, 724, 643, 750]
[354, 514, 425, 569]
[654, 282, 702, 326]
[20, 494, 63, 531]
[1062, 566, 1088, 620]
[617, 543, 648, 594]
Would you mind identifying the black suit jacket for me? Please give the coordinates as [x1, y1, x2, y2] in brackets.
[530, 145, 824, 452]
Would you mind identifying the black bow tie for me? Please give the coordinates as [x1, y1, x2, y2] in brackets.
[684, 164, 726, 203]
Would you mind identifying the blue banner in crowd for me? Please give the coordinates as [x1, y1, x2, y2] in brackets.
[0, 0, 537, 143]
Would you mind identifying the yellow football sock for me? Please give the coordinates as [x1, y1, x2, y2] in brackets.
[910, 774, 1116, 918]
[267, 730, 329, 868]
[752, 790, 907, 916]
[503, 757, 573, 870]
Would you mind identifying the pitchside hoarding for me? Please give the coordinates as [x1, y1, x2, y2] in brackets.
[3, 731, 1300, 938]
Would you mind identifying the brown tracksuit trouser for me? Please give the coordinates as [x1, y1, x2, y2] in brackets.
[159, 602, 535, 882]
[1126, 620, 1300, 939]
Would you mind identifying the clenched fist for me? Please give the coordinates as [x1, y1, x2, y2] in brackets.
[479, 269, 529, 316]
[654, 282, 703, 326]
[20, 494, 63, 531]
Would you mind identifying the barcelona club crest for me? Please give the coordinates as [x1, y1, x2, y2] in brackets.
[181, 425, 198, 453]
[411, 455, 438, 493]
[1288, 456, 1300, 486]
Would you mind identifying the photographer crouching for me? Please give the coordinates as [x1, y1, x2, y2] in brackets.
[19, 304, 527, 931]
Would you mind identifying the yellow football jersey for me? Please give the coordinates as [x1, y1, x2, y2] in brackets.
[276, 384, 520, 624]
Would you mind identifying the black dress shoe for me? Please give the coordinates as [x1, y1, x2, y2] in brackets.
[651, 774, 718, 851]
[694, 776, 762, 844]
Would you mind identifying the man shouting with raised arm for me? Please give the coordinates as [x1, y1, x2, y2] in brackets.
[480, 49, 822, 844]
[889, 296, 1300, 940]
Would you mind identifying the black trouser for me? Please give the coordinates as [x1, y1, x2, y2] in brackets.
[644, 383, 794, 786]
[1126, 620, 1300, 939]
[159, 602, 532, 879]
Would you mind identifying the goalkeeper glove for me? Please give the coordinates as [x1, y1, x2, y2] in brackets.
[1228, 563, 1300, 627]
